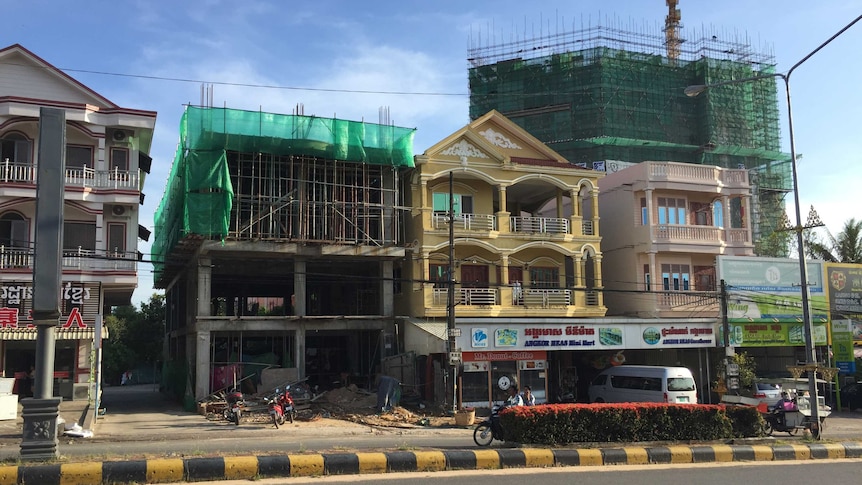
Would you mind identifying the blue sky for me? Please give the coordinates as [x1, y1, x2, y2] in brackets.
[7, 1, 861, 307]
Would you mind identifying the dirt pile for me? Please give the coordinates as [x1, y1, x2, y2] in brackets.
[310, 385, 455, 428]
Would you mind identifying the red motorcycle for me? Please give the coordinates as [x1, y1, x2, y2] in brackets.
[224, 389, 243, 426]
[267, 386, 296, 428]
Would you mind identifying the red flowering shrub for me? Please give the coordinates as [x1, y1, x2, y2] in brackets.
[497, 403, 752, 445]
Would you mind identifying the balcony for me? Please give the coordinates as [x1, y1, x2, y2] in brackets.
[433, 287, 499, 306]
[658, 291, 718, 311]
[432, 213, 496, 231]
[0, 162, 139, 190]
[510, 216, 571, 234]
[654, 224, 722, 241]
[0, 246, 136, 271]
[648, 162, 748, 188]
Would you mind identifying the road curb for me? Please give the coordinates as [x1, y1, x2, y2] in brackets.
[1, 442, 861, 484]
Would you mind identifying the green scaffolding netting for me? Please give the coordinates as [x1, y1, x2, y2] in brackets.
[152, 106, 416, 282]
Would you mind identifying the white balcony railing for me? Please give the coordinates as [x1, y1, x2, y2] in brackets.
[433, 287, 499, 306]
[510, 216, 569, 234]
[0, 246, 136, 271]
[0, 162, 138, 190]
[432, 213, 497, 231]
[520, 289, 572, 308]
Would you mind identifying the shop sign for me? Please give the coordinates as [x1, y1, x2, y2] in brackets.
[722, 322, 828, 347]
[459, 322, 716, 351]
[0, 282, 100, 329]
[463, 350, 547, 362]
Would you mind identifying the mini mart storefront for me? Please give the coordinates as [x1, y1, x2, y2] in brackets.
[455, 318, 718, 408]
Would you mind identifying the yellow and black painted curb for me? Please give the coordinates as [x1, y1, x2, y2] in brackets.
[1, 442, 860, 484]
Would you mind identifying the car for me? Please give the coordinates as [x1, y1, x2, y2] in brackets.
[744, 382, 782, 409]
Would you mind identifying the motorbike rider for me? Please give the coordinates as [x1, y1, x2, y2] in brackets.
[773, 391, 797, 428]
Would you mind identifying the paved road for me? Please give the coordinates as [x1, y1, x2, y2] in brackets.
[2, 384, 862, 460]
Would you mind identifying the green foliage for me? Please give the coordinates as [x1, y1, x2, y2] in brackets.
[102, 293, 165, 385]
[805, 218, 862, 263]
[500, 403, 741, 445]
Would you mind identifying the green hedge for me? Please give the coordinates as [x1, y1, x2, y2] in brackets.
[498, 403, 761, 445]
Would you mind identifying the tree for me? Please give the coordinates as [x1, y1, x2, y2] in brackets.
[102, 293, 165, 385]
[806, 218, 862, 263]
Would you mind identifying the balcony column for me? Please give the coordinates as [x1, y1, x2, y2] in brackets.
[721, 195, 730, 228]
[420, 180, 432, 230]
[197, 257, 212, 317]
[293, 259, 306, 317]
[593, 255, 605, 308]
[569, 189, 580, 235]
[591, 189, 600, 236]
[645, 189, 655, 239]
[500, 255, 510, 285]
[500, 255, 513, 306]
[648, 252, 657, 292]
[742, 194, 752, 230]
[496, 185, 510, 233]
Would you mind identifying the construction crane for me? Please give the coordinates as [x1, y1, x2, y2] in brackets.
[665, 0, 682, 62]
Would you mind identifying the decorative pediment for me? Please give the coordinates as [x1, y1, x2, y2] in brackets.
[479, 128, 521, 149]
[440, 140, 489, 158]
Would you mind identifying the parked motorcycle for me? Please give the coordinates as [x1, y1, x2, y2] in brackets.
[224, 388, 243, 426]
[267, 386, 297, 428]
[473, 406, 505, 446]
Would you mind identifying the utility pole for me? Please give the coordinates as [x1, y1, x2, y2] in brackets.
[446, 171, 459, 414]
[20, 108, 66, 459]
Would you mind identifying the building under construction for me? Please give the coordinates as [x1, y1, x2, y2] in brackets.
[152, 106, 416, 403]
[468, 14, 792, 256]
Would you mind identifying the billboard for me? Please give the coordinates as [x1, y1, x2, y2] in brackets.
[825, 263, 862, 355]
[717, 256, 828, 347]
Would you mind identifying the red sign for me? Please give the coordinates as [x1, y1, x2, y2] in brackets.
[463, 351, 547, 362]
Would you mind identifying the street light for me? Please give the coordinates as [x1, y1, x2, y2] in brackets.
[686, 14, 862, 439]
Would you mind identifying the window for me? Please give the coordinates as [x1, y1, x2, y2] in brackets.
[63, 222, 96, 251]
[110, 147, 129, 171]
[107, 223, 126, 256]
[640, 197, 647, 225]
[529, 267, 559, 288]
[429, 263, 449, 288]
[65, 145, 93, 169]
[433, 192, 473, 214]
[0, 133, 31, 164]
[657, 197, 686, 225]
[713, 200, 724, 228]
[661, 264, 691, 291]
[694, 266, 716, 291]
[0, 212, 28, 248]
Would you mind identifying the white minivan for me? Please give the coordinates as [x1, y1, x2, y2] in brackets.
[587, 365, 698, 404]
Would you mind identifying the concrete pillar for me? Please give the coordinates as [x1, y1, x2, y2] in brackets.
[294, 259, 306, 317]
[556, 189, 563, 219]
[742, 194, 752, 232]
[294, 326, 305, 379]
[721, 195, 730, 228]
[195, 331, 211, 399]
[381, 260, 394, 316]
[645, 189, 655, 239]
[197, 258, 211, 317]
[496, 185, 510, 233]
[648, 252, 658, 292]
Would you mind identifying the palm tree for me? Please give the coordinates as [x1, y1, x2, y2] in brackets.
[805, 218, 862, 263]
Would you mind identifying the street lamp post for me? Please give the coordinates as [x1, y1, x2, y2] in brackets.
[686, 14, 862, 439]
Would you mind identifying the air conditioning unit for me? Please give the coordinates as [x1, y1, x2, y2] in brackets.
[111, 129, 131, 142]
[111, 205, 130, 216]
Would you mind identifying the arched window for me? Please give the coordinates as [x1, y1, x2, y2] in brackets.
[0, 133, 32, 164]
[0, 212, 28, 248]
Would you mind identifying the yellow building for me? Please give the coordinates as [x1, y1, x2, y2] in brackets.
[399, 110, 606, 407]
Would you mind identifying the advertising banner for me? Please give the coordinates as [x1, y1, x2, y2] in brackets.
[825, 263, 862, 345]
[717, 256, 828, 347]
[456, 321, 716, 352]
